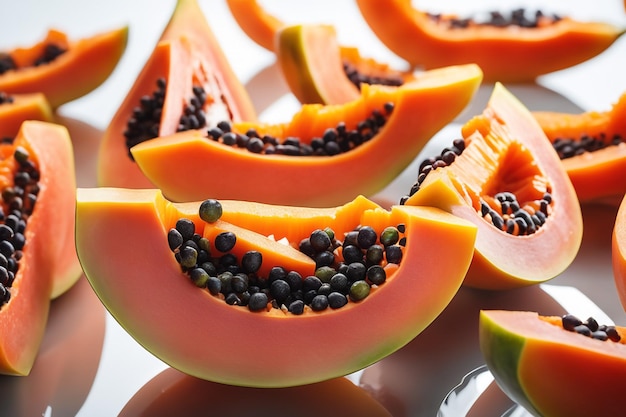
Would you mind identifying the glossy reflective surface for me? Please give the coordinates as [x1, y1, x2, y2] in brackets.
[3, 1, 626, 416]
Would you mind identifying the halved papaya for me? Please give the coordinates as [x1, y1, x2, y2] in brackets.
[120, 369, 391, 417]
[356, 0, 625, 82]
[0, 92, 53, 139]
[75, 187, 477, 387]
[0, 27, 128, 108]
[401, 83, 583, 289]
[97, 0, 257, 189]
[533, 92, 626, 204]
[227, 0, 417, 105]
[480, 309, 626, 417]
[130, 63, 482, 207]
[0, 120, 78, 375]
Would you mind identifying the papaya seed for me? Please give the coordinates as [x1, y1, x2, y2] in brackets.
[199, 199, 223, 223]
[560, 314, 621, 342]
[349, 280, 370, 302]
[214, 231, 236, 252]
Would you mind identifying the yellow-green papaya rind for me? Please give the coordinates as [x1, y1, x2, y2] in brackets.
[76, 188, 477, 387]
[479, 310, 626, 417]
[131, 64, 482, 207]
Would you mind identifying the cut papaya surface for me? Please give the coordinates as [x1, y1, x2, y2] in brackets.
[97, 0, 257, 189]
[0, 120, 78, 376]
[0, 92, 53, 139]
[356, 0, 625, 82]
[0, 27, 128, 108]
[533, 91, 626, 203]
[130, 63, 482, 207]
[402, 83, 583, 289]
[75, 187, 477, 387]
[480, 310, 626, 417]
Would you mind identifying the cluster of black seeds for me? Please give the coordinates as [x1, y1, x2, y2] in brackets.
[343, 61, 404, 91]
[399, 137, 554, 236]
[428, 8, 562, 29]
[124, 78, 208, 159]
[205, 102, 394, 157]
[168, 200, 405, 314]
[0, 92, 14, 105]
[0, 54, 16, 75]
[479, 191, 551, 236]
[0, 141, 40, 308]
[552, 133, 624, 160]
[561, 314, 621, 342]
[399, 138, 466, 204]
[0, 43, 66, 76]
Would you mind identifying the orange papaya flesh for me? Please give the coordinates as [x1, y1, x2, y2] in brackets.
[97, 0, 256, 189]
[226, 0, 284, 52]
[120, 368, 392, 417]
[533, 92, 626, 203]
[0, 120, 78, 375]
[402, 83, 582, 289]
[356, 0, 625, 82]
[0, 92, 54, 139]
[130, 63, 482, 207]
[0, 27, 128, 108]
[75, 187, 477, 387]
[612, 193, 626, 310]
[480, 310, 626, 417]
[276, 23, 413, 105]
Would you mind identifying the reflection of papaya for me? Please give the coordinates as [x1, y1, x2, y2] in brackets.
[359, 285, 571, 417]
[120, 368, 392, 417]
[55, 114, 103, 188]
[360, 200, 620, 417]
[0, 277, 106, 416]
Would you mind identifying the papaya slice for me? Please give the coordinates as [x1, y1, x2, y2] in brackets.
[402, 83, 583, 289]
[120, 369, 392, 417]
[356, 0, 625, 82]
[97, 0, 257, 189]
[533, 92, 626, 203]
[0, 27, 128, 108]
[276, 23, 415, 105]
[227, 0, 417, 105]
[130, 63, 482, 207]
[0, 92, 53, 139]
[0, 120, 78, 375]
[75, 187, 477, 387]
[479, 310, 626, 417]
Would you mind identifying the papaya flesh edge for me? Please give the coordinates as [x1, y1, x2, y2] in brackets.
[0, 121, 78, 376]
[0, 92, 54, 143]
[0, 27, 128, 108]
[130, 63, 483, 207]
[533, 92, 626, 204]
[612, 193, 626, 311]
[480, 310, 626, 417]
[404, 83, 583, 290]
[355, 0, 625, 82]
[97, 0, 257, 189]
[75, 187, 478, 387]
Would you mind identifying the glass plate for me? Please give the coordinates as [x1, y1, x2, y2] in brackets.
[437, 365, 535, 417]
